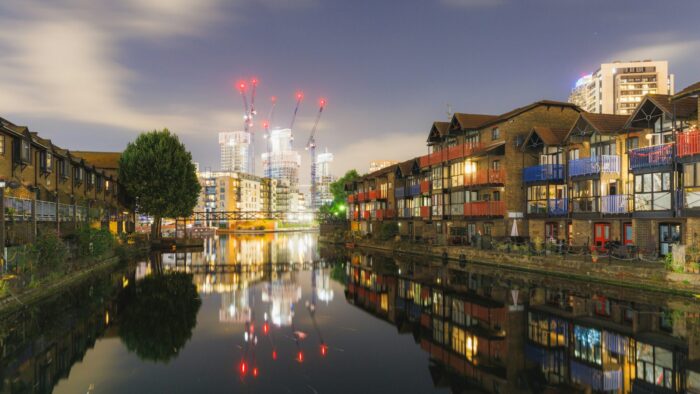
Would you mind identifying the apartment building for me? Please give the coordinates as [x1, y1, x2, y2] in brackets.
[347, 82, 700, 256]
[568, 60, 674, 115]
[0, 117, 133, 245]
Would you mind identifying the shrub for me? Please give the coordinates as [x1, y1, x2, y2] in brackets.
[379, 222, 399, 241]
[30, 231, 69, 274]
[75, 226, 116, 258]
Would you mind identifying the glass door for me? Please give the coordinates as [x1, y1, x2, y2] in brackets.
[659, 223, 681, 256]
[594, 223, 610, 249]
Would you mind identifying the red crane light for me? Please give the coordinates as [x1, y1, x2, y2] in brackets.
[251, 78, 258, 85]
[237, 81, 247, 92]
[262, 121, 269, 129]
[239, 361, 247, 375]
[272, 350, 277, 360]
[320, 344, 328, 357]
[297, 351, 304, 363]
[319, 98, 327, 108]
[271, 96, 277, 103]
[295, 91, 304, 101]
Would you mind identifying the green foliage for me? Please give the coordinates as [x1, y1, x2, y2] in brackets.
[29, 231, 68, 274]
[75, 227, 115, 258]
[119, 272, 202, 363]
[326, 169, 360, 215]
[379, 222, 399, 241]
[119, 129, 200, 220]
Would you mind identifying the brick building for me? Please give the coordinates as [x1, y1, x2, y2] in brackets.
[347, 83, 700, 257]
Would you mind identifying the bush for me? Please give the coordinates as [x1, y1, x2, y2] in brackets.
[30, 231, 68, 274]
[379, 222, 399, 241]
[75, 226, 116, 258]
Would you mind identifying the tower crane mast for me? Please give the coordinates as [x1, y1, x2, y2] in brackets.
[305, 99, 326, 209]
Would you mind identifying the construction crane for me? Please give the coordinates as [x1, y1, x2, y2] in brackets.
[236, 78, 260, 173]
[289, 91, 304, 142]
[305, 98, 326, 210]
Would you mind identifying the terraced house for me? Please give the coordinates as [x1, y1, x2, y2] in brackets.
[0, 117, 134, 245]
[347, 82, 700, 256]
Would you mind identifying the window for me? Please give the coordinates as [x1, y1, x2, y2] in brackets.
[568, 148, 579, 161]
[40, 151, 52, 173]
[636, 342, 675, 390]
[573, 326, 602, 365]
[626, 137, 639, 151]
[593, 296, 611, 317]
[0, 135, 4, 155]
[634, 172, 672, 211]
[483, 222, 493, 236]
[491, 160, 500, 170]
[491, 127, 500, 140]
[74, 167, 84, 184]
[59, 159, 69, 179]
[19, 139, 30, 163]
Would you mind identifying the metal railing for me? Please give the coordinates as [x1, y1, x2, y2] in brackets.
[523, 164, 565, 183]
[629, 143, 673, 170]
[601, 195, 631, 214]
[568, 155, 620, 177]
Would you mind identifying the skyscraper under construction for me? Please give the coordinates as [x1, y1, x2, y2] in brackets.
[219, 131, 253, 173]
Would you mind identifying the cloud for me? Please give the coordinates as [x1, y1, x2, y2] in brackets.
[0, 0, 231, 135]
[440, 0, 505, 7]
[610, 39, 700, 66]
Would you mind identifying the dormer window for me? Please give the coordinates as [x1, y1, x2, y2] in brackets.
[74, 167, 84, 184]
[96, 175, 103, 192]
[40, 151, 53, 173]
[14, 138, 31, 164]
[59, 159, 69, 179]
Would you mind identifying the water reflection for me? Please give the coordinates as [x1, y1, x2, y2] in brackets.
[344, 251, 700, 393]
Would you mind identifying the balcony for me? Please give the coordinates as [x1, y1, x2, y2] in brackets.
[358, 192, 367, 202]
[420, 180, 431, 194]
[395, 187, 405, 198]
[374, 209, 396, 220]
[568, 155, 620, 177]
[601, 195, 631, 214]
[407, 184, 421, 197]
[352, 211, 359, 220]
[547, 198, 568, 216]
[523, 164, 565, 183]
[420, 206, 431, 219]
[464, 168, 505, 186]
[420, 142, 487, 168]
[369, 190, 378, 200]
[463, 201, 505, 217]
[629, 143, 673, 170]
[677, 130, 700, 158]
[347, 194, 355, 203]
[362, 210, 371, 220]
[571, 197, 598, 213]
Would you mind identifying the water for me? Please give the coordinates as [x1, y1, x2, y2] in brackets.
[1, 232, 699, 393]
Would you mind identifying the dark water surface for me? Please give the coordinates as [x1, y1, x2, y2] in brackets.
[1, 232, 699, 393]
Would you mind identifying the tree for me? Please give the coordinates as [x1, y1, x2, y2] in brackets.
[119, 130, 200, 239]
[325, 169, 360, 216]
[119, 272, 201, 363]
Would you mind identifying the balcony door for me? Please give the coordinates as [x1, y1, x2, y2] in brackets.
[594, 223, 610, 249]
[659, 223, 681, 256]
[623, 223, 633, 246]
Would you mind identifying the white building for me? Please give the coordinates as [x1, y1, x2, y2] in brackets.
[369, 160, 398, 173]
[262, 128, 301, 191]
[219, 131, 252, 173]
[568, 60, 674, 115]
[315, 150, 336, 208]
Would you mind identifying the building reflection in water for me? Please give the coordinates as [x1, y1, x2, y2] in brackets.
[159, 233, 318, 327]
[344, 250, 700, 393]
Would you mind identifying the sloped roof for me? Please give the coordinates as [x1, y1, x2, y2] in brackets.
[71, 151, 121, 170]
[579, 113, 630, 134]
[451, 113, 498, 130]
[427, 121, 451, 142]
[522, 126, 569, 149]
[397, 158, 419, 177]
[672, 81, 700, 101]
[481, 100, 581, 129]
[626, 94, 698, 128]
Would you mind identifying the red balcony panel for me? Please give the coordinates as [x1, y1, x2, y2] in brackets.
[357, 192, 366, 202]
[419, 154, 431, 168]
[362, 210, 371, 220]
[463, 201, 505, 217]
[369, 190, 378, 200]
[347, 194, 355, 203]
[375, 209, 384, 220]
[352, 211, 359, 220]
[420, 206, 431, 219]
[464, 168, 505, 186]
[420, 180, 431, 194]
[678, 129, 700, 157]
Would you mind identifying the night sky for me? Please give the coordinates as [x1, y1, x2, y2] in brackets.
[0, 0, 698, 186]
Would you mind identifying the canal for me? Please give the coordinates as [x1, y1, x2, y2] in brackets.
[1, 231, 699, 393]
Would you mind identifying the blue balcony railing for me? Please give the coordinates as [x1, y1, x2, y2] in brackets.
[407, 184, 421, 196]
[601, 195, 630, 214]
[547, 198, 568, 216]
[629, 143, 673, 170]
[569, 155, 620, 177]
[394, 187, 405, 198]
[523, 164, 565, 183]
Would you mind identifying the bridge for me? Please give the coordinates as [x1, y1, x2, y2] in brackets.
[170, 211, 344, 235]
